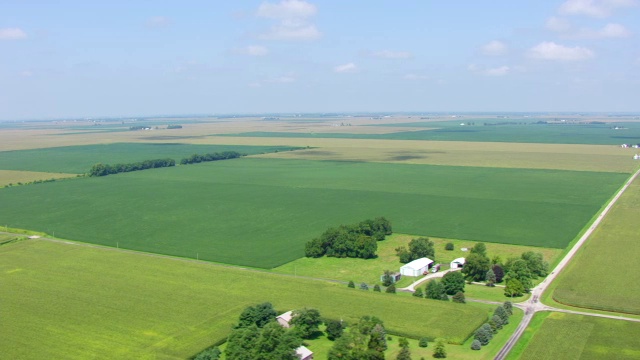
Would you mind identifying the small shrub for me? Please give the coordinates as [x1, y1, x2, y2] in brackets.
[413, 288, 424, 298]
[419, 337, 428, 348]
[445, 242, 454, 251]
[373, 284, 381, 292]
[471, 340, 481, 350]
[385, 284, 396, 293]
[360, 282, 369, 290]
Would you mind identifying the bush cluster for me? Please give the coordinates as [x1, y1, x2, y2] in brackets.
[88, 158, 175, 177]
[179, 151, 243, 165]
[304, 217, 392, 259]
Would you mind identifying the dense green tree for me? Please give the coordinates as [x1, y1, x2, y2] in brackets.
[395, 246, 412, 263]
[470, 340, 481, 350]
[419, 337, 428, 348]
[481, 324, 493, 340]
[492, 265, 505, 283]
[252, 322, 302, 360]
[373, 284, 381, 292]
[491, 315, 503, 330]
[461, 253, 491, 282]
[505, 259, 533, 292]
[473, 326, 491, 346]
[290, 308, 322, 339]
[441, 271, 465, 295]
[194, 347, 221, 360]
[386, 284, 397, 293]
[425, 280, 448, 301]
[432, 339, 447, 358]
[397, 338, 412, 360]
[504, 278, 525, 297]
[486, 269, 496, 287]
[325, 319, 345, 341]
[360, 282, 369, 291]
[452, 291, 465, 304]
[398, 337, 409, 348]
[413, 288, 424, 298]
[368, 324, 388, 352]
[470, 243, 487, 257]
[494, 306, 510, 325]
[396, 237, 435, 263]
[521, 251, 549, 278]
[382, 270, 394, 286]
[348, 280, 355, 288]
[236, 302, 277, 329]
[445, 242, 454, 251]
[225, 324, 261, 360]
[503, 301, 513, 315]
[491, 255, 502, 265]
[304, 218, 389, 259]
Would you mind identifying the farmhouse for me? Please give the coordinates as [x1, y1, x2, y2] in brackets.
[277, 311, 293, 328]
[380, 272, 402, 283]
[450, 257, 465, 269]
[296, 345, 314, 360]
[400, 257, 434, 277]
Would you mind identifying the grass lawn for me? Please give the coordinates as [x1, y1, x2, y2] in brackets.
[515, 312, 640, 360]
[465, 284, 530, 303]
[0, 159, 623, 268]
[551, 177, 640, 314]
[0, 239, 489, 359]
[273, 234, 563, 287]
[0, 142, 300, 174]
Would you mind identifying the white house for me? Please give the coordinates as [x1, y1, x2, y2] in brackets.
[450, 257, 465, 269]
[400, 257, 434, 277]
[296, 345, 314, 360]
[277, 311, 293, 328]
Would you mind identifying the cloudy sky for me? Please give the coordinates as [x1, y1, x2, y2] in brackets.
[1, 0, 639, 119]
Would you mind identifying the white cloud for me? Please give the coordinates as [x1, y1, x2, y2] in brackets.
[248, 82, 262, 88]
[484, 66, 510, 76]
[237, 45, 269, 56]
[546, 17, 571, 32]
[558, 0, 637, 17]
[257, 0, 317, 19]
[267, 75, 296, 83]
[257, 0, 321, 41]
[403, 73, 429, 81]
[0, 28, 27, 40]
[467, 64, 479, 72]
[481, 40, 508, 56]
[597, 23, 631, 37]
[334, 63, 357, 73]
[146, 16, 171, 28]
[528, 41, 594, 61]
[372, 50, 412, 59]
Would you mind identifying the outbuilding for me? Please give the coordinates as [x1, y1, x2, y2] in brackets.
[400, 257, 434, 277]
[296, 345, 314, 360]
[277, 311, 293, 328]
[450, 257, 465, 269]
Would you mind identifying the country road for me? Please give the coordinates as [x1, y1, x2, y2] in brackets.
[494, 168, 640, 360]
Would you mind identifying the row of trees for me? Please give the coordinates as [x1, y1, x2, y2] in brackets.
[328, 316, 388, 360]
[88, 158, 175, 177]
[395, 237, 435, 263]
[304, 217, 392, 259]
[179, 151, 243, 165]
[460, 243, 549, 297]
[471, 302, 513, 350]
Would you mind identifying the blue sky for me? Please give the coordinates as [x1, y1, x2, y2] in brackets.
[1, 0, 639, 119]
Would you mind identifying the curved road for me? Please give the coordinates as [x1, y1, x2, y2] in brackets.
[494, 168, 640, 360]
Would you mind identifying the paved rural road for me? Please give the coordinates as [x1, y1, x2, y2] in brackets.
[494, 168, 640, 360]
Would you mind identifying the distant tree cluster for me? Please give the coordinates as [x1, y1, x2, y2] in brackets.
[304, 217, 392, 259]
[166, 124, 183, 129]
[328, 316, 388, 360]
[179, 151, 243, 165]
[471, 302, 513, 350]
[88, 158, 175, 177]
[395, 237, 435, 263]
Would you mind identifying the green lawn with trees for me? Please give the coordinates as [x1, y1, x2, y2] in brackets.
[0, 158, 623, 268]
[0, 239, 489, 360]
[516, 312, 640, 360]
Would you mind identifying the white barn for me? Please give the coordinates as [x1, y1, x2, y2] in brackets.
[400, 257, 434, 277]
[450, 257, 465, 269]
[277, 311, 293, 328]
[296, 345, 314, 360]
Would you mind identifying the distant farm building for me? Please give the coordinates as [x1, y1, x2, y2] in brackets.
[277, 311, 293, 328]
[634, 154, 640, 160]
[296, 345, 314, 360]
[400, 257, 434, 277]
[450, 257, 466, 269]
[380, 272, 402, 283]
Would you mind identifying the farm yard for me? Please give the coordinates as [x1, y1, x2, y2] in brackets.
[0, 157, 626, 268]
[0, 239, 488, 359]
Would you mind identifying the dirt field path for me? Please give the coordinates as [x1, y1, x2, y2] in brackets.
[494, 168, 640, 360]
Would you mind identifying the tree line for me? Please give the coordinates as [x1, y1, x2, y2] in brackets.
[88, 158, 175, 177]
[304, 217, 392, 259]
[179, 151, 243, 165]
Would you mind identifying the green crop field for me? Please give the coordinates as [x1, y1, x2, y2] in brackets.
[551, 177, 640, 314]
[0, 142, 300, 174]
[0, 240, 488, 359]
[517, 312, 640, 360]
[0, 158, 626, 268]
[219, 120, 640, 145]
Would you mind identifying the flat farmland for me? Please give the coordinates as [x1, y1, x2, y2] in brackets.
[0, 158, 626, 268]
[0, 170, 77, 187]
[0, 143, 299, 174]
[517, 312, 640, 360]
[0, 240, 488, 359]
[551, 176, 640, 314]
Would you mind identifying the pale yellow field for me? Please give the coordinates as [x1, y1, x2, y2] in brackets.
[0, 170, 77, 187]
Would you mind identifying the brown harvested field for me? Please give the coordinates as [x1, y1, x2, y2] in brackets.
[0, 170, 77, 187]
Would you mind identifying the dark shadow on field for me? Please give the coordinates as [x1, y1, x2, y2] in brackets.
[143, 135, 207, 141]
[298, 150, 337, 156]
[386, 150, 446, 161]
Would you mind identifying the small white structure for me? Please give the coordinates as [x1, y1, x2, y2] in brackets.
[400, 257, 434, 277]
[450, 257, 466, 269]
[634, 154, 640, 160]
[277, 311, 293, 328]
[296, 345, 314, 360]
